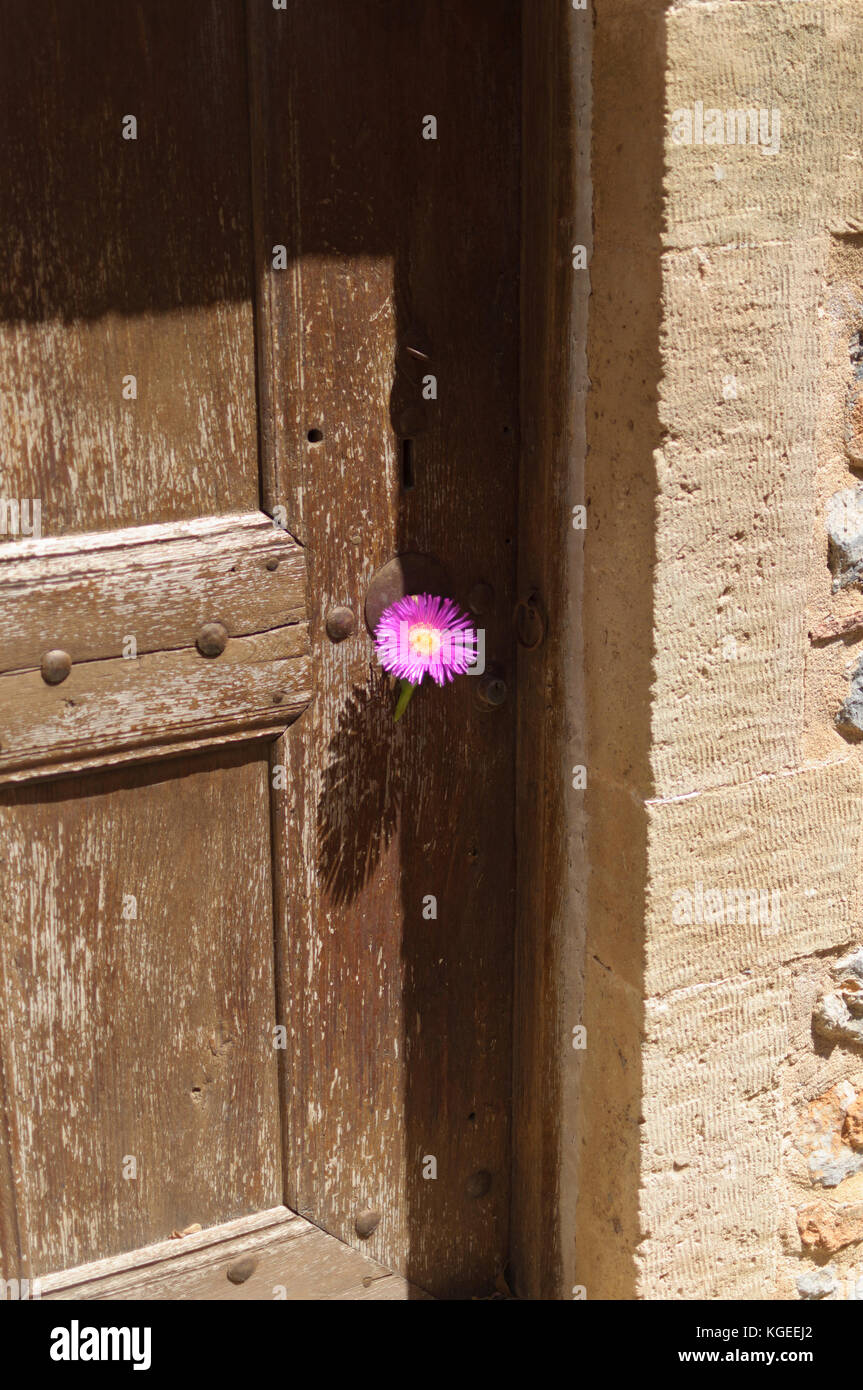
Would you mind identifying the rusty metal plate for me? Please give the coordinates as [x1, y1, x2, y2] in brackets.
[363, 552, 451, 636]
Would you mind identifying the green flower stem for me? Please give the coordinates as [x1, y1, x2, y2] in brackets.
[394, 678, 418, 722]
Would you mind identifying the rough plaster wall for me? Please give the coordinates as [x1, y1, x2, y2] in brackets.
[639, 0, 863, 1300]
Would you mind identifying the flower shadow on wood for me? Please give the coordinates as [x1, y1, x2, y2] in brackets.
[316, 669, 403, 907]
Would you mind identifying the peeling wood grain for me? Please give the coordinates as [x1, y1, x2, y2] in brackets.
[0, 2, 284, 1287]
[0, 0, 258, 535]
[40, 1206, 431, 1301]
[0, 512, 310, 782]
[0, 512, 305, 673]
[0, 0, 521, 1300]
[249, 0, 520, 1298]
[0, 748, 281, 1278]
[0, 626, 310, 784]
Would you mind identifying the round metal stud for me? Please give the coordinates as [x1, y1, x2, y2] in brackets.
[355, 1208, 382, 1239]
[465, 1169, 493, 1199]
[40, 649, 72, 685]
[225, 1256, 257, 1285]
[477, 673, 507, 709]
[196, 622, 229, 658]
[364, 553, 450, 636]
[515, 590, 547, 650]
[325, 606, 356, 643]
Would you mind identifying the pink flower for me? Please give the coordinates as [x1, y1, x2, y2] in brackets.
[374, 593, 476, 686]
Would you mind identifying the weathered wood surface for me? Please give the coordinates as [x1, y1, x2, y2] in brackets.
[0, 748, 281, 1279]
[0, 512, 305, 673]
[249, 0, 520, 1297]
[0, 513, 310, 782]
[0, 2, 284, 1288]
[40, 1206, 430, 1301]
[0, 0, 258, 535]
[512, 4, 588, 1299]
[0, 0, 522, 1300]
[0, 627, 310, 785]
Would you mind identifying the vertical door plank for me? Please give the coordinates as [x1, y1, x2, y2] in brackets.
[0, 2, 279, 1280]
[513, 4, 588, 1299]
[0, 0, 258, 533]
[249, 0, 520, 1297]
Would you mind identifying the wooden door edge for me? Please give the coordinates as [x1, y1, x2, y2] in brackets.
[512, 3, 590, 1300]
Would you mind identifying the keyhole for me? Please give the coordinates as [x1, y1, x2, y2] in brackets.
[401, 438, 415, 490]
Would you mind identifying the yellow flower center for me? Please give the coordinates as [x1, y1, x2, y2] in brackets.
[408, 623, 442, 658]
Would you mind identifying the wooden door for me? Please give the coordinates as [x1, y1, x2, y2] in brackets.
[0, 0, 520, 1301]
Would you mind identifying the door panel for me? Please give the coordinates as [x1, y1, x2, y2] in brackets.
[0, 749, 280, 1276]
[249, 0, 520, 1297]
[0, 0, 257, 533]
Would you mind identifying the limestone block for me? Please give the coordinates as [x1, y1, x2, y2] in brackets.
[653, 239, 821, 796]
[665, 0, 863, 249]
[639, 975, 787, 1296]
[645, 759, 861, 995]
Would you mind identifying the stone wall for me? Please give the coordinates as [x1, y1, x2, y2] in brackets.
[575, 0, 863, 1300]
